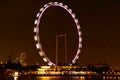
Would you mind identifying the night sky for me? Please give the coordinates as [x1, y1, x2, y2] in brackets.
[0, 0, 120, 66]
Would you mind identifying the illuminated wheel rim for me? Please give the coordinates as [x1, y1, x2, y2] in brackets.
[34, 2, 82, 66]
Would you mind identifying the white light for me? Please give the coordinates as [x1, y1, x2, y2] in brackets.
[44, 4, 48, 7]
[64, 5, 68, 9]
[79, 37, 82, 43]
[34, 20, 38, 25]
[14, 77, 18, 80]
[39, 51, 45, 56]
[54, 2, 58, 5]
[79, 43, 82, 48]
[69, 9, 72, 13]
[75, 19, 78, 24]
[36, 13, 40, 17]
[34, 27, 37, 32]
[34, 35, 38, 41]
[72, 59, 76, 64]
[78, 31, 82, 36]
[72, 13, 76, 18]
[59, 3, 63, 6]
[48, 62, 53, 66]
[77, 49, 81, 54]
[14, 72, 19, 77]
[41, 66, 50, 69]
[75, 55, 79, 59]
[40, 8, 44, 12]
[43, 58, 48, 62]
[77, 25, 80, 30]
[36, 43, 40, 49]
[48, 2, 53, 5]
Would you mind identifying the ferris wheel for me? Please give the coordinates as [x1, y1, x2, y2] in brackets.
[34, 2, 82, 66]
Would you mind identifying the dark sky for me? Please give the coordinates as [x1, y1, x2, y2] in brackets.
[0, 0, 120, 66]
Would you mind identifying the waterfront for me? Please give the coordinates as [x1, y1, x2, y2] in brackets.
[1, 64, 120, 80]
[1, 76, 120, 80]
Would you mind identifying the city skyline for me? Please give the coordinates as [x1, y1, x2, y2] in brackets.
[0, 0, 120, 66]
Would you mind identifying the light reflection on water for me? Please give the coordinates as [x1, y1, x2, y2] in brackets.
[37, 76, 80, 80]
[16, 76, 83, 80]
[14, 76, 18, 80]
[8, 76, 120, 80]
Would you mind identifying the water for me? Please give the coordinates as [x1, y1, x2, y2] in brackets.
[2, 76, 120, 80]
[20, 76, 82, 80]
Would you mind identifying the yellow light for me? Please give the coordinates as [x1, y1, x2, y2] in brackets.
[34, 20, 38, 25]
[39, 51, 45, 56]
[14, 77, 18, 80]
[80, 71, 86, 74]
[14, 72, 19, 77]
[41, 66, 50, 69]
[80, 76, 85, 79]
[34, 27, 37, 32]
